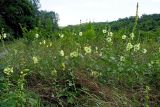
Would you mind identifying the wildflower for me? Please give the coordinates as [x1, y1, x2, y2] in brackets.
[106, 37, 112, 43]
[72, 33, 77, 36]
[134, 43, 140, 52]
[108, 32, 113, 37]
[130, 33, 134, 40]
[3, 33, 7, 39]
[4, 67, 13, 76]
[60, 50, 64, 56]
[99, 52, 102, 56]
[59, 34, 64, 38]
[35, 33, 39, 38]
[91, 70, 102, 77]
[122, 35, 127, 40]
[79, 32, 83, 36]
[102, 29, 107, 34]
[39, 42, 42, 45]
[142, 49, 147, 53]
[120, 56, 125, 62]
[126, 43, 133, 51]
[84, 46, 92, 54]
[20, 69, 29, 76]
[32, 56, 39, 64]
[70, 51, 79, 58]
[95, 47, 98, 51]
[49, 42, 52, 47]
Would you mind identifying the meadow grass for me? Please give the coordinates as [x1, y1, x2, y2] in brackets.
[0, 25, 160, 107]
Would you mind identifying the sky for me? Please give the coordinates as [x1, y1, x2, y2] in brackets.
[39, 0, 160, 26]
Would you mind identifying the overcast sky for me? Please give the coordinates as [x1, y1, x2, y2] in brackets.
[39, 0, 160, 26]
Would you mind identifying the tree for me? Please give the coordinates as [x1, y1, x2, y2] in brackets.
[0, 0, 38, 38]
[38, 10, 59, 32]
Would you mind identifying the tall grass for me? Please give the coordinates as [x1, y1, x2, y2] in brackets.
[0, 3, 160, 107]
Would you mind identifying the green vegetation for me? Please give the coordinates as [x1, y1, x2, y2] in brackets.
[66, 14, 160, 42]
[0, 0, 58, 38]
[0, 1, 160, 107]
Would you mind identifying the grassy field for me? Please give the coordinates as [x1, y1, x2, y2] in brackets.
[0, 24, 160, 107]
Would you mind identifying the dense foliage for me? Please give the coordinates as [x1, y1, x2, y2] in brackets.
[0, 0, 59, 38]
[0, 1, 160, 107]
[0, 22, 160, 106]
[65, 14, 160, 41]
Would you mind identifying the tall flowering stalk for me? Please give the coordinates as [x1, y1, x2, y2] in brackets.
[132, 2, 139, 34]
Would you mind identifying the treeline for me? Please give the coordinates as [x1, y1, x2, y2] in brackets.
[65, 14, 160, 41]
[0, 0, 59, 38]
[110, 14, 160, 32]
[96, 14, 160, 41]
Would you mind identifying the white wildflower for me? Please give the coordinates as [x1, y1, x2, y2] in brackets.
[20, 69, 29, 76]
[99, 52, 102, 56]
[35, 33, 39, 38]
[142, 49, 147, 54]
[70, 51, 79, 58]
[109, 32, 113, 37]
[39, 42, 42, 45]
[60, 50, 64, 56]
[32, 56, 39, 64]
[126, 43, 133, 51]
[122, 35, 127, 40]
[84, 46, 92, 54]
[120, 56, 125, 62]
[3, 33, 7, 39]
[102, 30, 107, 34]
[4, 67, 13, 76]
[59, 34, 64, 38]
[106, 37, 112, 43]
[79, 32, 83, 36]
[134, 43, 140, 52]
[49, 42, 52, 47]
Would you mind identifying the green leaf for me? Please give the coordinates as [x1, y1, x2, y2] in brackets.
[67, 96, 74, 104]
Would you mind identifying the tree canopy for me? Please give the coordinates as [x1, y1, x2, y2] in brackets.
[0, 0, 59, 38]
